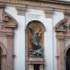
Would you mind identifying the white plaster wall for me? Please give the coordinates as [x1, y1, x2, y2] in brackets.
[5, 6, 64, 70]
[14, 16, 25, 70]
[52, 11, 64, 70]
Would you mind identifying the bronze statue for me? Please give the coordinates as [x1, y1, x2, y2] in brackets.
[29, 27, 43, 57]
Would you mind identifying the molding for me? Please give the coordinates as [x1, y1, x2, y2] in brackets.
[55, 18, 67, 32]
[11, 1, 70, 10]
[35, 0, 70, 6]
[0, 1, 70, 15]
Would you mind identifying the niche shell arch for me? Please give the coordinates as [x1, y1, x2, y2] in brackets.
[25, 20, 45, 70]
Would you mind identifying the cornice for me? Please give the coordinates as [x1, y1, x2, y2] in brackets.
[0, 1, 70, 15]
[38, 0, 70, 6]
[0, 1, 70, 10]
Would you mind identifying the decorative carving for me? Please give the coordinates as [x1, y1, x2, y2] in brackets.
[0, 7, 17, 70]
[55, 18, 67, 32]
[55, 15, 70, 70]
[63, 23, 70, 30]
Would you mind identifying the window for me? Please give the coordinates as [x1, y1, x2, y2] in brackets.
[34, 64, 40, 70]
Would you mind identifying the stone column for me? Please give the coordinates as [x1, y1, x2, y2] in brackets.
[40, 65, 44, 70]
[6, 35, 14, 70]
[56, 31, 66, 70]
[29, 65, 34, 70]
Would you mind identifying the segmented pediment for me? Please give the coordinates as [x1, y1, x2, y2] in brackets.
[0, 8, 17, 36]
[55, 18, 68, 32]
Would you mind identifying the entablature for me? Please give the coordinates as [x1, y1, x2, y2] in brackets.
[0, 0, 70, 16]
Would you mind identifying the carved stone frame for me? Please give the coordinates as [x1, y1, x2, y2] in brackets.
[0, 7, 17, 70]
[55, 17, 70, 70]
[25, 20, 45, 70]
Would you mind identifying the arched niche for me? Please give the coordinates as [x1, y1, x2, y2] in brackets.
[66, 48, 70, 70]
[25, 20, 45, 70]
[25, 20, 45, 57]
